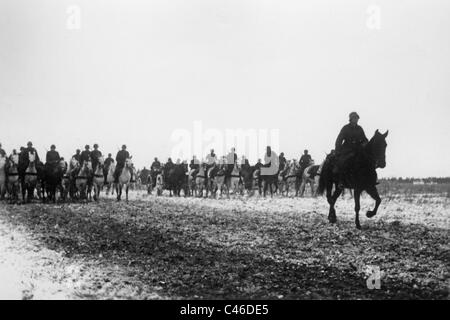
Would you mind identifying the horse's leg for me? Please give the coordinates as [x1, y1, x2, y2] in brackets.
[21, 181, 26, 203]
[365, 185, 381, 218]
[310, 179, 315, 197]
[327, 184, 342, 224]
[126, 184, 129, 202]
[354, 188, 362, 229]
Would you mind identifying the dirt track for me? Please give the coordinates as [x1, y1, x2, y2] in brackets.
[0, 191, 448, 299]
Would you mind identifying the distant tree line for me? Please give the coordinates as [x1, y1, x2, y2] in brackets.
[380, 177, 450, 184]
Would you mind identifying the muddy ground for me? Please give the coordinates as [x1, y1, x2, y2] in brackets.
[0, 191, 448, 299]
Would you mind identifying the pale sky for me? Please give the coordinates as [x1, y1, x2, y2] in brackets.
[0, 0, 449, 177]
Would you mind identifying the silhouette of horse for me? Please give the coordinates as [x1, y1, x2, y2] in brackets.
[317, 130, 389, 229]
[44, 159, 66, 203]
[164, 163, 187, 197]
[240, 163, 255, 196]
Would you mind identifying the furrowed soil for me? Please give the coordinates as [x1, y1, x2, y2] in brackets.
[0, 191, 448, 299]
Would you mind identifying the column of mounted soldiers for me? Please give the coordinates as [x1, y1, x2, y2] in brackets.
[0, 142, 134, 185]
[0, 112, 370, 198]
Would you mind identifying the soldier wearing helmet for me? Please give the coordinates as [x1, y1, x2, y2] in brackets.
[23, 141, 40, 162]
[114, 144, 131, 183]
[90, 143, 103, 172]
[80, 145, 91, 166]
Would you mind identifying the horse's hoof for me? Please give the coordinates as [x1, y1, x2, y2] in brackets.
[366, 211, 376, 218]
[355, 223, 362, 230]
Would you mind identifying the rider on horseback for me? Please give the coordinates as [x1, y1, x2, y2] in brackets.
[114, 145, 131, 183]
[189, 155, 200, 177]
[23, 141, 40, 162]
[46, 145, 61, 165]
[9, 149, 19, 162]
[299, 150, 312, 174]
[334, 112, 368, 188]
[279, 152, 287, 171]
[72, 149, 81, 162]
[80, 145, 91, 166]
[90, 144, 102, 172]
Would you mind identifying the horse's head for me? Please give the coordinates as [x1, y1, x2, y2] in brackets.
[10, 154, 19, 166]
[125, 158, 133, 168]
[28, 152, 36, 163]
[58, 159, 67, 171]
[70, 158, 79, 169]
[0, 156, 6, 169]
[367, 130, 389, 169]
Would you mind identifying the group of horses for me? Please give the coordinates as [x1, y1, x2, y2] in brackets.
[0, 129, 388, 229]
[138, 160, 321, 199]
[0, 154, 136, 203]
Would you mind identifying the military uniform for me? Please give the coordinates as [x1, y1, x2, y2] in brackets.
[80, 150, 91, 165]
[72, 152, 81, 162]
[91, 149, 102, 171]
[335, 123, 368, 154]
[23, 147, 40, 162]
[334, 120, 369, 186]
[299, 154, 312, 171]
[46, 150, 61, 164]
[279, 154, 287, 171]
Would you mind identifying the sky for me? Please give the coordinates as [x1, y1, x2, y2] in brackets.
[0, 0, 449, 177]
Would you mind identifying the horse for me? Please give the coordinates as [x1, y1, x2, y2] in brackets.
[279, 161, 301, 197]
[75, 160, 93, 200]
[116, 158, 133, 201]
[317, 130, 389, 229]
[209, 164, 228, 198]
[240, 163, 255, 196]
[0, 156, 7, 200]
[105, 162, 116, 196]
[229, 163, 242, 195]
[260, 162, 278, 198]
[138, 168, 152, 194]
[299, 163, 320, 197]
[187, 166, 199, 197]
[194, 163, 208, 197]
[92, 156, 105, 201]
[44, 159, 66, 203]
[20, 152, 39, 202]
[6, 155, 20, 203]
[164, 163, 187, 197]
[277, 162, 290, 196]
[155, 171, 164, 196]
[252, 168, 262, 195]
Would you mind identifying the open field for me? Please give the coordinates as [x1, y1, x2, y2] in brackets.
[0, 189, 449, 300]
